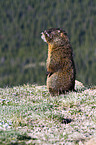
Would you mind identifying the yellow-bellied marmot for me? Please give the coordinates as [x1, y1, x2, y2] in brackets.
[41, 28, 76, 96]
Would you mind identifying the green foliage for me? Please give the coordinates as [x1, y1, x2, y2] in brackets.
[0, 0, 96, 87]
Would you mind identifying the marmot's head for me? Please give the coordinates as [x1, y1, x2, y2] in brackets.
[41, 28, 69, 46]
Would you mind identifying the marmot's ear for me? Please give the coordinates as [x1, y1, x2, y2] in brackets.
[60, 32, 67, 39]
[60, 32, 69, 41]
[60, 32, 64, 38]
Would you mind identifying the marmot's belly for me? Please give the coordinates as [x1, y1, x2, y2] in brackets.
[47, 69, 75, 95]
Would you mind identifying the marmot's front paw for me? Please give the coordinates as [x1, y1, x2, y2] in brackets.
[46, 71, 53, 77]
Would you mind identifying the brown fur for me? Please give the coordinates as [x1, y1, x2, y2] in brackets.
[41, 28, 76, 96]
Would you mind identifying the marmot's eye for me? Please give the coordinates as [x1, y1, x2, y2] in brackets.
[45, 30, 50, 37]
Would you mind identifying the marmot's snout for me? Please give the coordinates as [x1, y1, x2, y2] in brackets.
[41, 32, 47, 43]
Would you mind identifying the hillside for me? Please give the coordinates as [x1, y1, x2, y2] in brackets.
[0, 0, 96, 87]
[0, 81, 96, 144]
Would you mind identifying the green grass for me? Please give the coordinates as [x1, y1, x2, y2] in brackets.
[0, 81, 96, 144]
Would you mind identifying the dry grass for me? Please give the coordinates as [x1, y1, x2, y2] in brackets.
[0, 80, 96, 144]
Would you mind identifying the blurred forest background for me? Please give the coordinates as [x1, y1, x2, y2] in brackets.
[0, 0, 96, 87]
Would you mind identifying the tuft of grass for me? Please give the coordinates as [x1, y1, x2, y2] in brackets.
[0, 81, 96, 144]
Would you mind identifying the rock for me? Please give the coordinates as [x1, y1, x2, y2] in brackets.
[85, 137, 96, 145]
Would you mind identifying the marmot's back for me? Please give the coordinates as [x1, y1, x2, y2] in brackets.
[41, 28, 76, 96]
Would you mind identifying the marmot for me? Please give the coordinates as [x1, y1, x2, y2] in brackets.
[41, 28, 76, 96]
